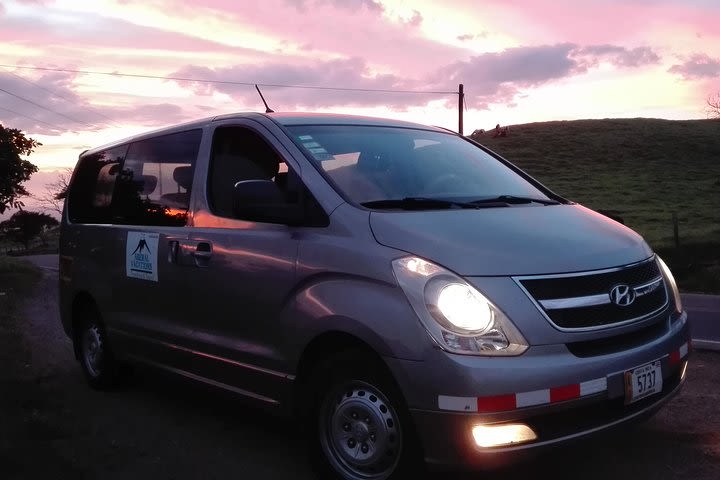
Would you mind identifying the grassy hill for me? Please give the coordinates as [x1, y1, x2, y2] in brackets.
[471, 118, 720, 292]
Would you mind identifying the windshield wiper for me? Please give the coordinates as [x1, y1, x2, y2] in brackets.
[361, 197, 507, 210]
[470, 195, 560, 206]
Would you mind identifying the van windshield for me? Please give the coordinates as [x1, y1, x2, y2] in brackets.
[287, 125, 555, 208]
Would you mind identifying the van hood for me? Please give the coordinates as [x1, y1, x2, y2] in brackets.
[370, 204, 653, 276]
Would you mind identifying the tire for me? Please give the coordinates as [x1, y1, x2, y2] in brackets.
[74, 306, 123, 390]
[306, 349, 423, 480]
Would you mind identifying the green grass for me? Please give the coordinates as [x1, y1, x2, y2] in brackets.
[472, 118, 720, 292]
[0, 256, 42, 320]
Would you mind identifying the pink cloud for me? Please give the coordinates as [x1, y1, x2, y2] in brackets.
[454, 0, 720, 44]
[146, 0, 471, 77]
[0, 69, 191, 135]
[0, 7, 262, 57]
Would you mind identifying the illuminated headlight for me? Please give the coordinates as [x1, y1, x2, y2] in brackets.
[657, 256, 682, 313]
[436, 283, 493, 331]
[393, 257, 528, 356]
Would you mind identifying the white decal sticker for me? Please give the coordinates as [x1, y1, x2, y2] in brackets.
[298, 135, 313, 141]
[126, 232, 159, 282]
[302, 141, 321, 148]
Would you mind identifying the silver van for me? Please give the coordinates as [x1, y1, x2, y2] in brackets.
[59, 113, 691, 479]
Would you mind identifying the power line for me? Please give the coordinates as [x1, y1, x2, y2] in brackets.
[0, 105, 66, 130]
[1, 67, 119, 126]
[0, 86, 96, 128]
[0, 64, 459, 95]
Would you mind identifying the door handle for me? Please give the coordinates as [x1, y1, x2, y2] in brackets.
[191, 241, 212, 266]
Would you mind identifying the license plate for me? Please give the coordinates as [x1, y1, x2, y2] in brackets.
[624, 361, 663, 404]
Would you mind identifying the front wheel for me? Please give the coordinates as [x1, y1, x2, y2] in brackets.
[308, 351, 421, 479]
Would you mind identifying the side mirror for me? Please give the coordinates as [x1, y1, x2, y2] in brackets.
[232, 180, 305, 226]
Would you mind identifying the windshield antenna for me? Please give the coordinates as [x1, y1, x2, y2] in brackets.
[255, 84, 274, 113]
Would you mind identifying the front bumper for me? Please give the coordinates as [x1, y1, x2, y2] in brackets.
[411, 361, 686, 467]
[384, 311, 691, 468]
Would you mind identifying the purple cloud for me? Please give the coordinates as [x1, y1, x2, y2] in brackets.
[286, 0, 383, 13]
[170, 57, 430, 110]
[457, 32, 489, 42]
[406, 10, 423, 27]
[668, 53, 720, 79]
[574, 45, 661, 67]
[431, 43, 660, 108]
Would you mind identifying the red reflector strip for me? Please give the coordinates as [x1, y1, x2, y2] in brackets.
[550, 384, 581, 403]
[440, 377, 608, 413]
[669, 350, 681, 365]
[476, 394, 516, 413]
[669, 341, 690, 366]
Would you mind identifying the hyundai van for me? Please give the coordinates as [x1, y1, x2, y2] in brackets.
[59, 113, 690, 479]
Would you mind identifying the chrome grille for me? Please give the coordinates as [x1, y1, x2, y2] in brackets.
[516, 258, 669, 330]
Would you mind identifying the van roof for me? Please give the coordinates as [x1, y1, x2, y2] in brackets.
[81, 112, 449, 157]
[269, 112, 446, 131]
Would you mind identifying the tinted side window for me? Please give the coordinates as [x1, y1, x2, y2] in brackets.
[208, 126, 300, 219]
[113, 129, 202, 226]
[68, 145, 128, 224]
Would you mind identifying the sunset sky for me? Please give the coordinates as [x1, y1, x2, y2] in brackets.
[1, 0, 719, 207]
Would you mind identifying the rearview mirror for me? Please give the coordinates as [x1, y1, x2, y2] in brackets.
[232, 180, 305, 226]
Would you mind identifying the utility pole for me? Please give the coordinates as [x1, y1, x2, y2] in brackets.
[458, 83, 464, 135]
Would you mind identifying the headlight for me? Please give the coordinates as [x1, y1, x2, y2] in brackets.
[393, 256, 528, 356]
[657, 256, 682, 313]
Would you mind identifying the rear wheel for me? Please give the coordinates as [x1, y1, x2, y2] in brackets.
[75, 307, 123, 389]
[307, 350, 421, 479]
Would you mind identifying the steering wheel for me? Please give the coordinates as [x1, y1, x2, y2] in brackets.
[422, 173, 463, 195]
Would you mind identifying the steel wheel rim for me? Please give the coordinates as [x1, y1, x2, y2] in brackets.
[319, 381, 403, 480]
[82, 324, 104, 378]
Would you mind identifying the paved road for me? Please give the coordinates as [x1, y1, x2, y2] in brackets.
[684, 294, 720, 350]
[3, 255, 718, 479]
[23, 254, 720, 346]
[26, 253, 59, 271]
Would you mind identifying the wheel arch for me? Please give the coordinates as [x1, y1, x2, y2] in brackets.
[293, 331, 399, 412]
[70, 291, 100, 359]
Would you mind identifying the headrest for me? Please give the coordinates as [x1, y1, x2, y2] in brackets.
[173, 166, 194, 190]
[137, 175, 157, 195]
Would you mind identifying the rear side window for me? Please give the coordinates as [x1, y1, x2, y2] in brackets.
[67, 129, 202, 226]
[113, 129, 201, 226]
[68, 145, 128, 224]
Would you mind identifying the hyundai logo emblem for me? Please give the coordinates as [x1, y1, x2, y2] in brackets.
[609, 284, 636, 307]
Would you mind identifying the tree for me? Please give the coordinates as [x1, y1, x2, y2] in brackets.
[708, 92, 720, 119]
[35, 168, 72, 217]
[0, 124, 40, 214]
[0, 210, 58, 250]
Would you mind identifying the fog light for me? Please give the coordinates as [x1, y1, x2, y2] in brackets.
[681, 361, 688, 381]
[472, 423, 537, 448]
